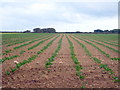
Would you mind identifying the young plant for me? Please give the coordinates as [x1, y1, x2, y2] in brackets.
[6, 71, 10, 75]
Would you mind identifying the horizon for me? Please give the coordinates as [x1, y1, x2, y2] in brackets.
[0, 0, 119, 32]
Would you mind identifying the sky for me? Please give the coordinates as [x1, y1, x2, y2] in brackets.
[0, 0, 119, 32]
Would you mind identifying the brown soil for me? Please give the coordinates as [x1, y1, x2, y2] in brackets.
[2, 34, 119, 88]
[93, 40, 119, 51]
[72, 36, 118, 74]
[69, 36, 119, 88]
[86, 39, 119, 58]
[2, 36, 58, 73]
[2, 35, 61, 88]
[2, 35, 52, 54]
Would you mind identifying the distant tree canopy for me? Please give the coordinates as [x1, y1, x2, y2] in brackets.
[33, 28, 56, 33]
[23, 30, 31, 33]
[94, 29, 120, 33]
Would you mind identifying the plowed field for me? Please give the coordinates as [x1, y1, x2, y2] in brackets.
[1, 33, 120, 88]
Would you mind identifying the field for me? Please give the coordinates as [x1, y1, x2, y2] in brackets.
[1, 33, 120, 88]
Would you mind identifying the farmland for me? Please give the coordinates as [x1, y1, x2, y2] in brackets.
[1, 33, 120, 88]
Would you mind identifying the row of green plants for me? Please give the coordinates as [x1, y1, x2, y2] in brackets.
[2, 49, 12, 55]
[74, 36, 120, 61]
[37, 35, 60, 54]
[14, 35, 54, 50]
[88, 39, 120, 54]
[2, 35, 58, 64]
[111, 58, 120, 61]
[6, 55, 38, 75]
[4, 33, 49, 45]
[2, 35, 55, 63]
[95, 40, 120, 47]
[74, 35, 120, 61]
[70, 36, 120, 82]
[28, 36, 54, 50]
[82, 38, 120, 61]
[5, 35, 60, 75]
[6, 35, 49, 47]
[74, 36, 110, 58]
[20, 50, 26, 54]
[45, 35, 63, 68]
[0, 55, 19, 63]
[82, 36, 120, 47]
[66, 36, 85, 79]
[3, 35, 57, 63]
[70, 36, 92, 57]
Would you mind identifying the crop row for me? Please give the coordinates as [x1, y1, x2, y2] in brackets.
[5, 35, 60, 75]
[14, 35, 54, 50]
[27, 36, 55, 50]
[66, 36, 84, 80]
[2, 49, 12, 55]
[2, 35, 54, 55]
[6, 35, 49, 47]
[95, 40, 120, 47]
[74, 35, 120, 61]
[75, 35, 120, 61]
[3, 33, 51, 45]
[2, 35, 51, 55]
[70, 36, 120, 82]
[74, 36, 120, 61]
[0, 55, 19, 63]
[45, 35, 63, 68]
[1, 36, 56, 63]
[88, 39, 120, 54]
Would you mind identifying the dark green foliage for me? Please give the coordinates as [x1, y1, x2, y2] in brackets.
[5, 50, 11, 53]
[28, 36, 54, 50]
[10, 68, 17, 72]
[78, 38, 111, 58]
[16, 55, 37, 69]
[79, 75, 85, 79]
[100, 64, 114, 74]
[111, 58, 120, 61]
[90, 39, 120, 53]
[91, 57, 101, 63]
[20, 50, 25, 54]
[37, 35, 60, 54]
[75, 65, 83, 71]
[66, 35, 85, 80]
[112, 76, 120, 82]
[76, 71, 83, 76]
[1, 55, 19, 63]
[45, 62, 53, 68]
[6, 71, 10, 75]
[45, 35, 63, 68]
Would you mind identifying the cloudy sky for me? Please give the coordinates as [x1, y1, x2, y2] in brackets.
[0, 0, 119, 32]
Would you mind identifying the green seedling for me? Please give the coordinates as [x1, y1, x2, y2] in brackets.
[45, 62, 53, 68]
[6, 71, 10, 75]
[76, 71, 83, 76]
[81, 85, 86, 88]
[75, 65, 83, 71]
[10, 68, 17, 72]
[20, 50, 25, 54]
[79, 75, 85, 79]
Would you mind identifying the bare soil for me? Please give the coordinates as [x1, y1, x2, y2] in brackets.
[2, 35, 119, 88]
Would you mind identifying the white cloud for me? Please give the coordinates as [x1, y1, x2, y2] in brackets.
[25, 3, 55, 14]
[48, 16, 118, 32]
[0, 0, 118, 32]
